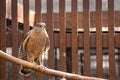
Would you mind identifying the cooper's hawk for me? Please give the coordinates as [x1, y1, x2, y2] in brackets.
[19, 22, 50, 76]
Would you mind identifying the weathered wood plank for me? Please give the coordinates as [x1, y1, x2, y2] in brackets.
[47, 0, 55, 79]
[23, 0, 30, 35]
[23, 0, 30, 80]
[59, 0, 66, 72]
[71, 0, 78, 74]
[0, 0, 6, 80]
[34, 0, 43, 80]
[34, 0, 42, 25]
[96, 0, 103, 78]
[108, 0, 116, 80]
[83, 0, 90, 76]
[11, 0, 19, 80]
[7, 32, 120, 48]
[36, 0, 43, 79]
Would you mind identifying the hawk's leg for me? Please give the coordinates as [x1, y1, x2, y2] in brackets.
[38, 54, 46, 72]
[28, 53, 38, 65]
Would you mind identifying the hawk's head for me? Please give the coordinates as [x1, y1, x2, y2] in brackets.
[35, 22, 46, 28]
[34, 22, 47, 33]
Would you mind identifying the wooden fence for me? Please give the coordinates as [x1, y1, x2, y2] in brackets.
[0, 0, 119, 80]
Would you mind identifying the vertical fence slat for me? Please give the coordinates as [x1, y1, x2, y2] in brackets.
[0, 26, 2, 80]
[23, 0, 29, 35]
[34, 0, 43, 80]
[12, 0, 18, 80]
[59, 0, 66, 72]
[35, 0, 42, 24]
[0, 0, 6, 80]
[0, 28, 2, 80]
[108, 0, 116, 80]
[47, 0, 55, 79]
[96, 0, 103, 78]
[0, 11, 2, 80]
[23, 0, 30, 80]
[71, 0, 78, 74]
[83, 0, 90, 76]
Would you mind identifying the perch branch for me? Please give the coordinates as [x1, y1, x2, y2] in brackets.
[0, 50, 106, 80]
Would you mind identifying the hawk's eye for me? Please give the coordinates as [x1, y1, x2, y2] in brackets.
[39, 25, 42, 27]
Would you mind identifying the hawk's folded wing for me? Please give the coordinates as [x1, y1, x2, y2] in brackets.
[19, 31, 30, 60]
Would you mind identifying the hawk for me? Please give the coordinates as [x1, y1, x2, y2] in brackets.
[19, 22, 50, 76]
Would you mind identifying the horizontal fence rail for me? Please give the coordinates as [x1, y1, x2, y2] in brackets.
[0, 0, 119, 80]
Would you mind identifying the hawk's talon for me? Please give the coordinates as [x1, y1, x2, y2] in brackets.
[39, 64, 45, 72]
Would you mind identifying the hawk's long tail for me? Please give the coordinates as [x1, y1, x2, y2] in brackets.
[19, 66, 31, 76]
[19, 44, 31, 76]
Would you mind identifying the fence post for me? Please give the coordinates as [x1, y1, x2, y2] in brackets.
[59, 0, 67, 72]
[96, 0, 103, 78]
[47, 0, 55, 79]
[108, 0, 116, 80]
[83, 0, 90, 76]
[0, 0, 6, 80]
[11, 0, 19, 80]
[71, 0, 78, 74]
[23, 0, 30, 80]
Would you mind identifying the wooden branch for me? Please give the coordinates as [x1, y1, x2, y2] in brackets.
[0, 50, 106, 80]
